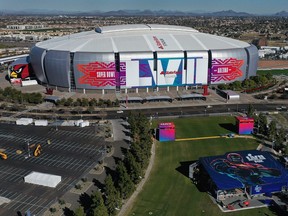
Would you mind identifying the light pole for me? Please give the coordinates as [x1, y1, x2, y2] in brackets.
[55, 114, 58, 131]
[25, 138, 32, 158]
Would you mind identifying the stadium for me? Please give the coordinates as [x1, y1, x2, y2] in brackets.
[14, 24, 258, 93]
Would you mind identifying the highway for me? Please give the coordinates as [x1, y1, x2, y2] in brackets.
[104, 102, 286, 119]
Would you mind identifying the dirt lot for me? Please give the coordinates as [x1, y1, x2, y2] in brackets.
[258, 60, 288, 69]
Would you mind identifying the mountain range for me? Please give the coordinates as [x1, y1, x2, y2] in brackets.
[1, 9, 288, 17]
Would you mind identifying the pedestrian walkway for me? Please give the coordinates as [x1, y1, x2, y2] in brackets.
[176, 134, 256, 142]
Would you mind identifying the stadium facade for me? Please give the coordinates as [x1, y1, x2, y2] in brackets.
[27, 24, 258, 92]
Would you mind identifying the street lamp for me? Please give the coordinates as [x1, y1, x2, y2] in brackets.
[24, 138, 32, 158]
[55, 114, 58, 131]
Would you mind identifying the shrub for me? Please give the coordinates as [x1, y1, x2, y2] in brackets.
[49, 207, 56, 213]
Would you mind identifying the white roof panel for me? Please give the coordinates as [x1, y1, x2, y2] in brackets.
[78, 38, 114, 52]
[113, 36, 151, 52]
[173, 34, 207, 51]
[36, 24, 250, 52]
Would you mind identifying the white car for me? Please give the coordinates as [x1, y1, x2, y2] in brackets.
[116, 110, 123, 113]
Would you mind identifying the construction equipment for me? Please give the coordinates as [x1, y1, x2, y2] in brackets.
[33, 144, 42, 157]
[0, 152, 7, 160]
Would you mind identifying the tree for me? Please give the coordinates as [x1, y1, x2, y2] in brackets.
[99, 109, 107, 120]
[104, 175, 121, 215]
[268, 120, 277, 142]
[258, 75, 268, 86]
[89, 98, 98, 107]
[86, 106, 95, 114]
[276, 128, 286, 145]
[74, 206, 85, 216]
[258, 113, 268, 136]
[113, 99, 119, 107]
[217, 84, 229, 90]
[116, 161, 135, 199]
[91, 190, 108, 216]
[74, 98, 82, 107]
[247, 104, 255, 118]
[242, 79, 256, 90]
[265, 73, 273, 81]
[81, 98, 89, 107]
[65, 97, 74, 106]
[105, 99, 112, 107]
[275, 127, 286, 152]
[124, 151, 143, 184]
[229, 81, 242, 91]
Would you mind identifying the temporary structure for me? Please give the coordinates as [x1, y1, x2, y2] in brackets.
[24, 171, 61, 188]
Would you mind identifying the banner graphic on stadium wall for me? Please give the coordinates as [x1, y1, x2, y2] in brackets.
[158, 58, 183, 86]
[77, 61, 126, 87]
[77, 57, 202, 88]
[210, 58, 244, 83]
[135, 58, 184, 87]
[9, 64, 30, 79]
[138, 59, 156, 87]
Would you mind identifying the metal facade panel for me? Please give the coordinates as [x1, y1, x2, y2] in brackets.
[157, 51, 185, 86]
[246, 45, 258, 78]
[73, 52, 117, 89]
[120, 52, 154, 88]
[29, 46, 47, 83]
[186, 51, 209, 85]
[44, 50, 70, 87]
[210, 48, 247, 84]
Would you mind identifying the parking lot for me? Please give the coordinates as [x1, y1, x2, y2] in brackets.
[0, 123, 106, 215]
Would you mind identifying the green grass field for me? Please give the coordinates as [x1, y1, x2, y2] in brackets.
[257, 69, 288, 76]
[127, 116, 272, 216]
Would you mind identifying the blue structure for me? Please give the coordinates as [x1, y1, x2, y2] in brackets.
[199, 150, 288, 199]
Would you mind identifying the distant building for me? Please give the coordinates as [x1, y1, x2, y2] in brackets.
[6, 25, 45, 30]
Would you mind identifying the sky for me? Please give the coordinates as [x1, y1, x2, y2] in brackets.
[1, 0, 287, 14]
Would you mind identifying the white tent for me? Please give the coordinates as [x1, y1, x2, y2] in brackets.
[24, 172, 61, 188]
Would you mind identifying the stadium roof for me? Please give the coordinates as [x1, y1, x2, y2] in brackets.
[36, 24, 250, 53]
[199, 150, 288, 191]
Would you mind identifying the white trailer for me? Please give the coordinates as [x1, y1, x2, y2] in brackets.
[16, 118, 33, 125]
[34, 120, 48, 126]
[79, 121, 90, 128]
